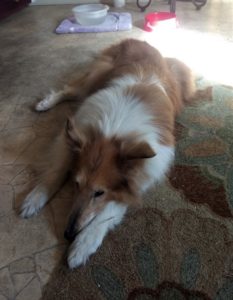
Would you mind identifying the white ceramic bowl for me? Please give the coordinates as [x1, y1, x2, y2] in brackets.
[72, 4, 109, 26]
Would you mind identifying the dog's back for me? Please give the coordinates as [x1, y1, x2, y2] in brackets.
[98, 39, 196, 114]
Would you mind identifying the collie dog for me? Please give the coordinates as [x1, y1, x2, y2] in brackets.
[20, 39, 210, 268]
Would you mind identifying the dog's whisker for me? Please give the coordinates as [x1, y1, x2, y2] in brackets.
[77, 214, 98, 234]
[97, 216, 116, 226]
[78, 215, 120, 233]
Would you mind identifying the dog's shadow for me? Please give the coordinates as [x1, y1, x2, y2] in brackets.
[3, 62, 99, 296]
[13, 90, 79, 253]
[13, 64, 89, 235]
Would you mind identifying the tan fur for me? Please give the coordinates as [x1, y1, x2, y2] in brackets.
[62, 40, 192, 107]
[68, 129, 150, 207]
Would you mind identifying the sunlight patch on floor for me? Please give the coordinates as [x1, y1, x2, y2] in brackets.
[142, 28, 233, 86]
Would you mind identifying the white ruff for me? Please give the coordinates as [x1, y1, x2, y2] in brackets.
[75, 75, 175, 190]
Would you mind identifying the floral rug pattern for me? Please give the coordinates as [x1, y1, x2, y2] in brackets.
[43, 84, 233, 300]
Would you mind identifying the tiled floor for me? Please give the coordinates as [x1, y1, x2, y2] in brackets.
[0, 1, 232, 299]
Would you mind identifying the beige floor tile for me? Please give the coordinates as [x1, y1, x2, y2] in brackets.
[11, 166, 37, 209]
[15, 277, 42, 300]
[0, 267, 14, 299]
[13, 273, 36, 294]
[10, 257, 35, 274]
[0, 128, 35, 165]
[0, 103, 16, 131]
[5, 106, 38, 130]
[35, 245, 66, 286]
[0, 210, 57, 268]
[14, 136, 57, 165]
[0, 165, 25, 185]
[0, 185, 14, 217]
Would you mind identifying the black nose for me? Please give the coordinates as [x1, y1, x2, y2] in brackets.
[64, 213, 78, 242]
[64, 228, 77, 242]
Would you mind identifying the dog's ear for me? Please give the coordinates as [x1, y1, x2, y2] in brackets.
[121, 140, 156, 160]
[65, 118, 85, 152]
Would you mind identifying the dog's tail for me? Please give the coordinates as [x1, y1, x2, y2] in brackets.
[185, 85, 213, 104]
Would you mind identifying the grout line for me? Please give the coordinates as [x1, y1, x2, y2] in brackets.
[14, 275, 37, 298]
[7, 264, 16, 300]
[12, 134, 38, 166]
[0, 241, 66, 271]
[8, 165, 28, 185]
[0, 184, 14, 218]
[33, 242, 68, 257]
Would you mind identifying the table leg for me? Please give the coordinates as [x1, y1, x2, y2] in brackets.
[170, 0, 176, 12]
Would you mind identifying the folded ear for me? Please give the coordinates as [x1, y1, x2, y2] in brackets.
[121, 140, 156, 160]
[65, 118, 85, 152]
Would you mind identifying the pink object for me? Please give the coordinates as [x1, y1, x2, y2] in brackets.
[144, 12, 177, 32]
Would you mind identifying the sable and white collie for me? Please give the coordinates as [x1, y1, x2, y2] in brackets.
[20, 39, 210, 268]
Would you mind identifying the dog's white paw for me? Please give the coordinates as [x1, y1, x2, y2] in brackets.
[20, 188, 48, 218]
[36, 100, 50, 112]
[36, 97, 52, 111]
[67, 229, 102, 269]
[35, 91, 57, 111]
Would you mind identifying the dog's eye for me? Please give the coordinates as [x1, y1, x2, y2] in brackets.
[94, 190, 104, 198]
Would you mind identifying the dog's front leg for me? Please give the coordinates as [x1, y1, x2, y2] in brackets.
[20, 132, 72, 218]
[67, 202, 127, 269]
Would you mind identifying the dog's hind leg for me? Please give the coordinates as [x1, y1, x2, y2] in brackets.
[36, 57, 113, 112]
[35, 85, 78, 112]
[20, 132, 72, 218]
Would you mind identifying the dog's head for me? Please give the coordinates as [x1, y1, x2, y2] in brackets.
[64, 118, 156, 242]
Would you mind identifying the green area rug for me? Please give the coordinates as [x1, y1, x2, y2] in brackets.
[43, 84, 233, 300]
